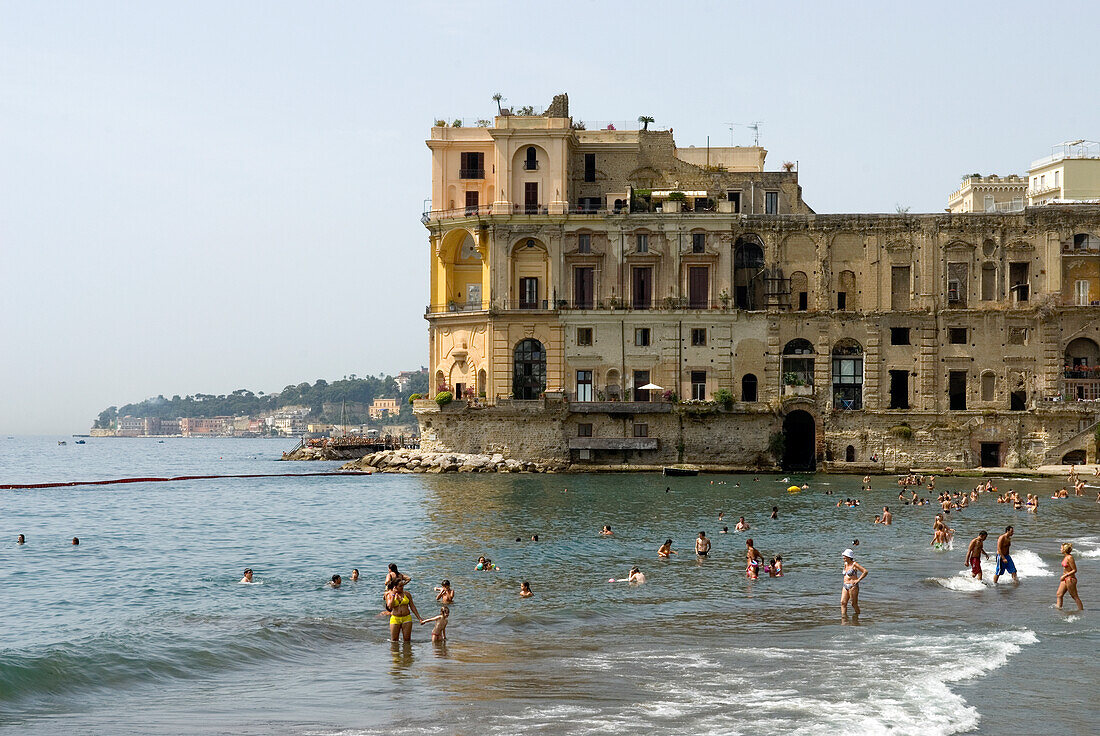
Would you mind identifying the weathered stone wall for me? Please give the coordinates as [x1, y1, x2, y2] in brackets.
[418, 401, 568, 462]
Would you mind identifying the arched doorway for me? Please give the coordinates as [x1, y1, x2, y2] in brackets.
[734, 237, 765, 309]
[741, 373, 758, 402]
[845, 445, 856, 462]
[782, 410, 816, 471]
[513, 339, 545, 399]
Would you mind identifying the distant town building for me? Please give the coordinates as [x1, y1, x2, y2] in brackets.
[1028, 140, 1100, 206]
[947, 175, 1026, 213]
[395, 367, 428, 392]
[116, 415, 146, 437]
[180, 417, 231, 436]
[369, 398, 400, 419]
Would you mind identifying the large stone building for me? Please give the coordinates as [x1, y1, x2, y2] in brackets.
[417, 95, 1100, 470]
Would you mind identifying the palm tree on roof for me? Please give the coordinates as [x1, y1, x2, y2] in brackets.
[638, 115, 654, 131]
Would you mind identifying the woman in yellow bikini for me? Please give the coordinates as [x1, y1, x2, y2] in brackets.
[384, 579, 423, 642]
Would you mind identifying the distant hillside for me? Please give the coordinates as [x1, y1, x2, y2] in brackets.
[93, 371, 429, 428]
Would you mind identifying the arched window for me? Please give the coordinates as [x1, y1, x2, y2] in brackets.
[831, 339, 863, 410]
[789, 271, 809, 311]
[845, 445, 856, 462]
[734, 237, 765, 309]
[782, 339, 815, 387]
[741, 373, 758, 402]
[981, 372, 996, 402]
[513, 339, 546, 399]
[524, 146, 538, 170]
[836, 270, 857, 310]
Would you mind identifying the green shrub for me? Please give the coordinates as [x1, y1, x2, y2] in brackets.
[667, 191, 687, 202]
[408, 393, 422, 405]
[714, 388, 734, 409]
[434, 391, 453, 407]
[767, 431, 786, 462]
[889, 423, 913, 440]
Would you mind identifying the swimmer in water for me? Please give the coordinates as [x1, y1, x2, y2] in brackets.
[351, 568, 359, 582]
[600, 525, 613, 536]
[965, 531, 990, 580]
[420, 606, 449, 641]
[519, 581, 534, 598]
[881, 506, 892, 525]
[435, 579, 455, 603]
[841, 549, 867, 615]
[531, 534, 539, 541]
[71, 537, 79, 545]
[771, 555, 783, 577]
[329, 574, 342, 588]
[384, 563, 411, 587]
[695, 531, 711, 557]
[628, 566, 646, 584]
[17, 534, 25, 545]
[658, 539, 677, 558]
[385, 579, 422, 641]
[735, 517, 749, 531]
[720, 526, 729, 534]
[718, 511, 725, 521]
[770, 507, 778, 520]
[240, 568, 253, 583]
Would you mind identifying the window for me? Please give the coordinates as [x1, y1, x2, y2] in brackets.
[577, 233, 591, 253]
[690, 328, 707, 346]
[790, 271, 808, 311]
[524, 146, 538, 170]
[633, 423, 648, 438]
[688, 267, 709, 309]
[690, 371, 707, 400]
[947, 263, 968, 307]
[1007, 327, 1027, 346]
[519, 277, 539, 309]
[890, 327, 910, 345]
[837, 292, 847, 310]
[831, 339, 863, 410]
[891, 266, 910, 310]
[584, 153, 596, 182]
[949, 370, 967, 410]
[1054, 170, 1060, 188]
[948, 328, 967, 345]
[576, 327, 593, 346]
[981, 263, 997, 301]
[577, 422, 593, 437]
[1009, 262, 1029, 302]
[692, 232, 705, 253]
[981, 372, 996, 402]
[727, 191, 740, 212]
[524, 182, 539, 213]
[782, 339, 815, 387]
[837, 270, 857, 311]
[576, 370, 593, 402]
[984, 194, 995, 212]
[798, 291, 808, 311]
[741, 374, 758, 402]
[464, 190, 479, 215]
[1076, 279, 1091, 306]
[513, 339, 546, 400]
[574, 267, 594, 309]
[888, 369, 909, 409]
[633, 370, 651, 401]
[634, 328, 651, 346]
[632, 266, 652, 309]
[765, 191, 779, 214]
[459, 152, 484, 179]
[1010, 390, 1026, 411]
[636, 233, 649, 253]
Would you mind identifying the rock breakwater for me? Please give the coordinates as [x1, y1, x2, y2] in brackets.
[340, 450, 568, 474]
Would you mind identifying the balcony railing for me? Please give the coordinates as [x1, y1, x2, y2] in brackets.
[514, 203, 548, 215]
[458, 168, 485, 179]
[425, 301, 485, 315]
[422, 206, 494, 221]
[523, 160, 538, 171]
[1064, 378, 1100, 401]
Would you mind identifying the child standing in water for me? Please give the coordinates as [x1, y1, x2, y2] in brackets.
[420, 607, 450, 641]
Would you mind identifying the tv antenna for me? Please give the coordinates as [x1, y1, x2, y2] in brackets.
[724, 122, 736, 146]
[730, 122, 764, 147]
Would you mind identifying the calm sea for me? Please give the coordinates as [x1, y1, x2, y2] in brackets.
[1, 436, 1097, 735]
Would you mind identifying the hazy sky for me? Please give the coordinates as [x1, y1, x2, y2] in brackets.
[2, 2, 1098, 434]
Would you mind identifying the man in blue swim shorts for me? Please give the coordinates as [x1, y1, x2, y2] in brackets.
[993, 525, 1018, 585]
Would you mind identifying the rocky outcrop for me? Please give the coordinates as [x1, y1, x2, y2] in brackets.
[339, 449, 569, 474]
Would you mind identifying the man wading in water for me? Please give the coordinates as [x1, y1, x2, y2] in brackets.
[966, 531, 990, 580]
[994, 526, 1018, 585]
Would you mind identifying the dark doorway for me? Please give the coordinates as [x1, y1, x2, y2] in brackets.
[949, 370, 967, 410]
[845, 445, 856, 462]
[574, 267, 594, 309]
[741, 373, 758, 402]
[889, 370, 909, 409]
[1010, 390, 1026, 411]
[633, 267, 652, 309]
[781, 410, 816, 471]
[980, 442, 1001, 467]
[688, 266, 709, 308]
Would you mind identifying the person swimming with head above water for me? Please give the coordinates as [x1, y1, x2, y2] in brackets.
[658, 539, 676, 558]
[329, 574, 342, 588]
[240, 568, 253, 584]
[600, 525, 613, 536]
[628, 566, 646, 584]
[435, 579, 455, 603]
[735, 517, 749, 531]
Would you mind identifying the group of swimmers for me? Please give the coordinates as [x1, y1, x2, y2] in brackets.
[14, 534, 80, 545]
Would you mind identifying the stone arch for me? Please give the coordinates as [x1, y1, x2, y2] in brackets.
[782, 409, 816, 471]
[1065, 337, 1100, 367]
[438, 227, 482, 309]
[605, 368, 621, 399]
[845, 444, 856, 462]
[434, 370, 446, 392]
[1062, 449, 1087, 464]
[477, 369, 486, 397]
[790, 270, 809, 311]
[449, 360, 470, 398]
[836, 269, 858, 310]
[830, 233, 863, 261]
[741, 373, 758, 402]
[781, 233, 816, 263]
[782, 339, 815, 387]
[511, 143, 552, 213]
[734, 235, 766, 309]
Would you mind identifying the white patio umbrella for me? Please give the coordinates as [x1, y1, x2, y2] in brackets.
[639, 383, 664, 391]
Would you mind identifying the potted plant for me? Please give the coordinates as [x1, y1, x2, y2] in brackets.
[718, 289, 731, 309]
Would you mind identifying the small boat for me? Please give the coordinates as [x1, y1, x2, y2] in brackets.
[663, 465, 700, 476]
[57, 441, 67, 446]
[75, 440, 86, 444]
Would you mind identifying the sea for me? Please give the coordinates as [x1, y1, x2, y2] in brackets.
[1, 436, 1097, 735]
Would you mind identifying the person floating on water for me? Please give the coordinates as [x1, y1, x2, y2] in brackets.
[994, 526, 1018, 585]
[966, 531, 990, 580]
[420, 606, 449, 641]
[841, 549, 867, 615]
[1056, 543, 1083, 611]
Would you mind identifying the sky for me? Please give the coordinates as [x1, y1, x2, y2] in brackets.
[2, 1, 1098, 434]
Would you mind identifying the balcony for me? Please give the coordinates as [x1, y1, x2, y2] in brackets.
[569, 401, 673, 414]
[783, 384, 814, 398]
[425, 301, 485, 315]
[459, 168, 485, 179]
[513, 203, 548, 215]
[523, 160, 539, 171]
[1063, 377, 1100, 401]
[422, 206, 494, 222]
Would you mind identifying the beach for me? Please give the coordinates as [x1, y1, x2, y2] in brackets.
[1, 436, 1097, 735]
